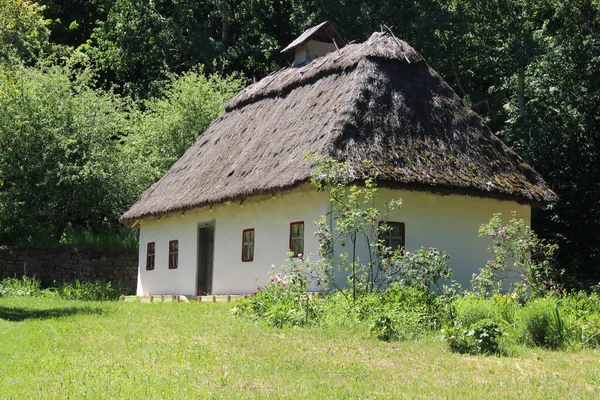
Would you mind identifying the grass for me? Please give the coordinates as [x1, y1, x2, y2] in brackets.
[1, 298, 599, 399]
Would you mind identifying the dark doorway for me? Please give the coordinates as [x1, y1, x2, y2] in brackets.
[197, 224, 215, 296]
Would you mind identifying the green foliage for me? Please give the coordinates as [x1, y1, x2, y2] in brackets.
[0, 0, 50, 63]
[231, 265, 318, 328]
[370, 314, 397, 341]
[123, 68, 243, 190]
[0, 276, 127, 300]
[519, 297, 568, 349]
[0, 60, 133, 245]
[0, 275, 42, 297]
[307, 155, 456, 301]
[0, 57, 239, 248]
[445, 318, 503, 355]
[473, 212, 559, 297]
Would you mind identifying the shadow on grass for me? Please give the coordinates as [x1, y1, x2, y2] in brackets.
[0, 305, 103, 321]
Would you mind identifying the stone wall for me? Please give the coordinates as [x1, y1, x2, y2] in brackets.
[0, 246, 138, 292]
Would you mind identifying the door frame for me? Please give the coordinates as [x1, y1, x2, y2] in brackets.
[196, 220, 215, 296]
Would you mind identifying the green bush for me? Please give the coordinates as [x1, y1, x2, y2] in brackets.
[451, 296, 497, 328]
[554, 292, 600, 348]
[519, 298, 568, 349]
[232, 271, 318, 328]
[370, 314, 397, 341]
[445, 318, 503, 355]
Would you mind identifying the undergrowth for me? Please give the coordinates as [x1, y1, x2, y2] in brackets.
[0, 276, 128, 301]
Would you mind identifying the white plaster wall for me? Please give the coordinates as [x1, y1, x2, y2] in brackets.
[332, 189, 531, 289]
[136, 186, 530, 296]
[137, 186, 330, 296]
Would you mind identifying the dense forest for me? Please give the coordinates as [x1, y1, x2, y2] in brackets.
[0, 0, 598, 284]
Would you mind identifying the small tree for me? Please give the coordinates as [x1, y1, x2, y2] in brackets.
[305, 155, 453, 302]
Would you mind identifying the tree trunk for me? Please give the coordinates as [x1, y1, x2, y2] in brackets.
[220, 1, 230, 47]
[517, 68, 527, 122]
[451, 60, 467, 98]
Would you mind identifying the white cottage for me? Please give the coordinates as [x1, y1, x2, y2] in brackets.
[120, 23, 557, 297]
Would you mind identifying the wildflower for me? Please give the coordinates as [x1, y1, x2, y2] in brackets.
[406, 251, 411, 256]
[383, 265, 388, 272]
[385, 288, 391, 293]
[428, 247, 433, 251]
[293, 268, 299, 273]
[270, 276, 275, 283]
[556, 286, 563, 295]
[297, 253, 303, 258]
[472, 273, 477, 279]
[545, 282, 551, 290]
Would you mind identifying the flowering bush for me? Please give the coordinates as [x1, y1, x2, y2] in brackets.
[307, 154, 456, 301]
[473, 212, 559, 297]
[231, 264, 320, 328]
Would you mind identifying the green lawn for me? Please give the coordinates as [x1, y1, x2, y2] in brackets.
[1, 297, 599, 399]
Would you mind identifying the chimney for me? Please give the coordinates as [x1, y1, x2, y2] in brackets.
[282, 21, 345, 67]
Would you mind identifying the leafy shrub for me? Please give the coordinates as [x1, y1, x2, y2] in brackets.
[232, 269, 318, 328]
[450, 296, 497, 328]
[370, 314, 397, 341]
[561, 291, 600, 348]
[473, 212, 559, 297]
[519, 298, 568, 349]
[445, 318, 503, 355]
[444, 296, 510, 355]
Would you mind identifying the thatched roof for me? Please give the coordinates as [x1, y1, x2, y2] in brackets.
[121, 31, 557, 225]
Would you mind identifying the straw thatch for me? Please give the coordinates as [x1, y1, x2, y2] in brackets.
[121, 31, 557, 225]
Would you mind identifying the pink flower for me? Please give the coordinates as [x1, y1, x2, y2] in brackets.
[472, 273, 477, 279]
[406, 251, 411, 256]
[293, 268, 299, 273]
[297, 253, 303, 258]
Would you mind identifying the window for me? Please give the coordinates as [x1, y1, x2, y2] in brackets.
[289, 221, 304, 257]
[146, 242, 155, 270]
[168, 240, 178, 269]
[379, 222, 405, 251]
[242, 229, 255, 262]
